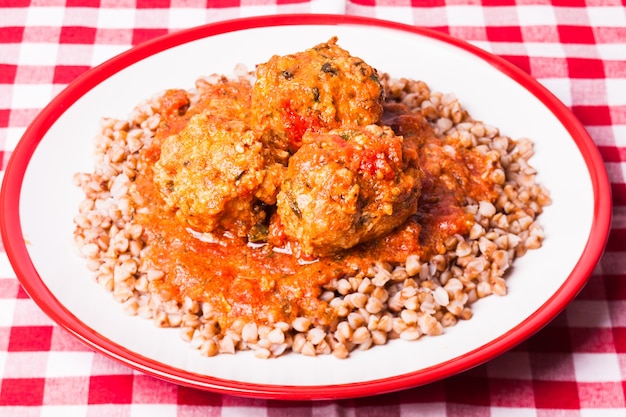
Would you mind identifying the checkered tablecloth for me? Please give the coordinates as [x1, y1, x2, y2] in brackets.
[1, 0, 625, 415]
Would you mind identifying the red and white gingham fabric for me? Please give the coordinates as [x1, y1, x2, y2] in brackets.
[1, 0, 625, 415]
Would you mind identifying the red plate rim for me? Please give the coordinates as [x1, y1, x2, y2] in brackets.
[0, 14, 612, 400]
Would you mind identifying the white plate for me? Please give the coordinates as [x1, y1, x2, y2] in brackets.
[0, 15, 611, 400]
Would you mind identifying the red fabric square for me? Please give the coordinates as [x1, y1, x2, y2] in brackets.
[399, 381, 446, 402]
[53, 65, 90, 84]
[205, 0, 241, 7]
[132, 28, 169, 46]
[0, 0, 30, 6]
[567, 58, 605, 79]
[0, 109, 10, 129]
[613, 327, 626, 353]
[0, 378, 46, 406]
[558, 25, 596, 44]
[551, 0, 587, 6]
[489, 379, 535, 407]
[65, 0, 101, 6]
[8, 326, 53, 352]
[16, 284, 31, 299]
[571, 105, 612, 126]
[136, 0, 171, 7]
[605, 274, 626, 300]
[443, 375, 491, 405]
[177, 385, 222, 406]
[527, 325, 572, 352]
[481, 0, 517, 5]
[613, 184, 626, 206]
[575, 273, 607, 300]
[277, 0, 308, 4]
[486, 26, 523, 42]
[0, 27, 24, 44]
[501, 55, 531, 74]
[0, 65, 17, 84]
[597, 146, 625, 164]
[411, 0, 446, 6]
[60, 26, 97, 44]
[533, 380, 580, 409]
[88, 375, 134, 404]
[606, 229, 626, 252]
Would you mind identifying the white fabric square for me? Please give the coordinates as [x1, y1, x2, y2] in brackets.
[41, 405, 90, 417]
[537, 78, 572, 107]
[375, 7, 414, 25]
[5, 127, 26, 152]
[446, 5, 485, 27]
[239, 5, 279, 18]
[0, 255, 17, 278]
[0, 44, 21, 65]
[587, 6, 626, 27]
[91, 45, 132, 67]
[597, 44, 626, 61]
[97, 8, 136, 29]
[56, 44, 94, 66]
[26, 6, 65, 26]
[10, 84, 55, 109]
[18, 43, 59, 66]
[573, 353, 622, 382]
[491, 407, 538, 417]
[130, 405, 177, 417]
[45, 351, 94, 378]
[605, 78, 626, 106]
[310, 0, 346, 14]
[613, 125, 626, 147]
[2, 352, 49, 378]
[0, 299, 16, 327]
[167, 8, 207, 30]
[12, 299, 55, 326]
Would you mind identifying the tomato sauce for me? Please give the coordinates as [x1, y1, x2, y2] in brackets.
[130, 85, 498, 330]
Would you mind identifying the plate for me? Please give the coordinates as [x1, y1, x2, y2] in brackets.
[0, 15, 612, 400]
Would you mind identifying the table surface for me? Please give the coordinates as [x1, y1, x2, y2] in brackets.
[1, 0, 625, 416]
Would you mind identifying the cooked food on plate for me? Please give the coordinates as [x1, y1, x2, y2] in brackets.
[73, 38, 551, 358]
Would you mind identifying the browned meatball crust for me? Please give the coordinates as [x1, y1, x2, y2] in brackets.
[276, 124, 422, 256]
[154, 113, 267, 237]
[252, 37, 384, 153]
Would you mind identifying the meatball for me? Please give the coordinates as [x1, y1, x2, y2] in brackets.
[276, 124, 423, 256]
[154, 112, 268, 237]
[252, 37, 384, 153]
